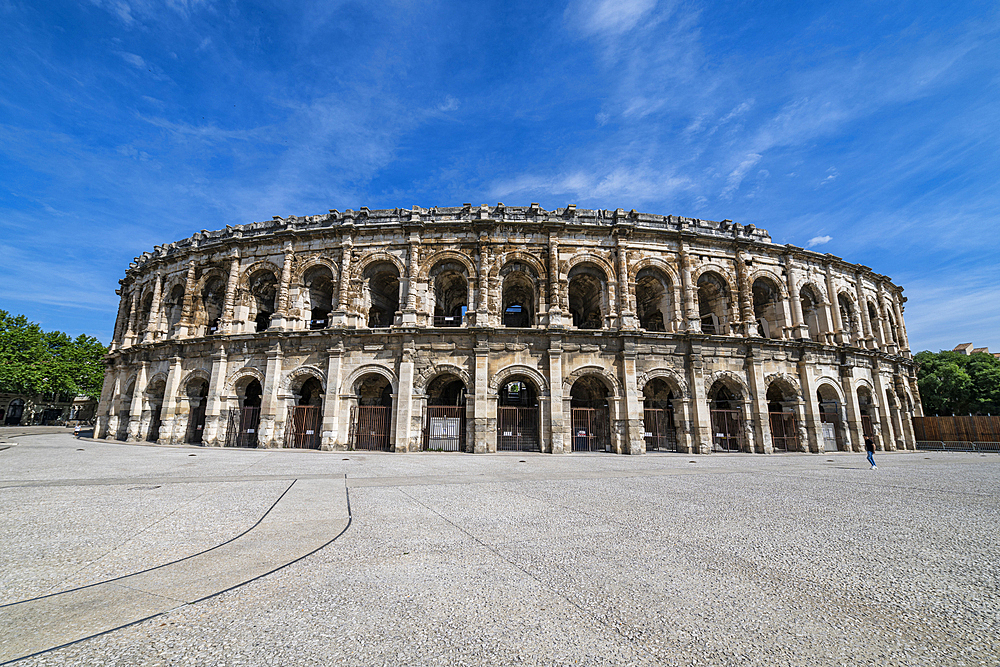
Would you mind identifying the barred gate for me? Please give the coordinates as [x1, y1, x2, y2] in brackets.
[819, 410, 844, 451]
[285, 405, 321, 449]
[186, 401, 207, 444]
[768, 412, 798, 451]
[225, 407, 260, 448]
[571, 408, 611, 452]
[424, 406, 465, 451]
[644, 408, 678, 452]
[497, 406, 539, 451]
[861, 415, 875, 439]
[710, 409, 744, 452]
[350, 405, 392, 451]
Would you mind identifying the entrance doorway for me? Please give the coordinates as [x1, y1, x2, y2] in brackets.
[350, 374, 393, 451]
[643, 378, 679, 452]
[185, 378, 209, 444]
[709, 382, 745, 452]
[286, 377, 323, 449]
[225, 378, 262, 447]
[570, 376, 611, 452]
[497, 377, 540, 451]
[424, 375, 467, 451]
[766, 382, 799, 451]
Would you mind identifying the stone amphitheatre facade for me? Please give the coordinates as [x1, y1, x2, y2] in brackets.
[94, 204, 921, 455]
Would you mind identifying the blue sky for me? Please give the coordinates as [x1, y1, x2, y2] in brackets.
[1, 0, 998, 352]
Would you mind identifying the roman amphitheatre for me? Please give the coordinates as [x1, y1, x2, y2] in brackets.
[94, 203, 920, 454]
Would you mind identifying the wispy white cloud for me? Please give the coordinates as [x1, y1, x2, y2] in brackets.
[565, 0, 660, 37]
[721, 153, 762, 199]
[807, 235, 832, 247]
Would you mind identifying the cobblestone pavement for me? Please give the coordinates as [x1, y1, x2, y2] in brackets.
[1, 431, 998, 666]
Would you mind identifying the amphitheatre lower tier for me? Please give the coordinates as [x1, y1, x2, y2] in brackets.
[95, 204, 920, 454]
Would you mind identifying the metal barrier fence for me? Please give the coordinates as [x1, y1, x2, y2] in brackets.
[497, 406, 539, 451]
[285, 405, 322, 449]
[424, 406, 465, 451]
[916, 441, 1000, 452]
[571, 407, 611, 452]
[349, 405, 392, 451]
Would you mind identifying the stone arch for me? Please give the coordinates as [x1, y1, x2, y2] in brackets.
[691, 263, 737, 295]
[490, 251, 546, 280]
[706, 369, 749, 397]
[747, 268, 788, 299]
[854, 377, 876, 398]
[815, 377, 845, 404]
[764, 372, 801, 398]
[566, 252, 615, 282]
[238, 260, 282, 290]
[696, 269, 735, 335]
[281, 365, 326, 394]
[567, 261, 610, 329]
[343, 364, 398, 395]
[353, 251, 406, 280]
[419, 250, 477, 281]
[628, 256, 681, 286]
[144, 372, 168, 395]
[562, 365, 623, 399]
[182, 368, 211, 391]
[415, 363, 472, 395]
[636, 368, 689, 397]
[488, 364, 548, 395]
[224, 366, 266, 395]
[293, 256, 340, 285]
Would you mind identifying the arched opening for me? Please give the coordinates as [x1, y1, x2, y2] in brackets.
[4, 398, 25, 426]
[708, 381, 745, 452]
[303, 265, 335, 330]
[838, 294, 858, 343]
[201, 275, 225, 335]
[497, 376, 540, 451]
[697, 272, 731, 335]
[867, 301, 882, 346]
[800, 285, 823, 342]
[286, 375, 323, 449]
[136, 291, 154, 337]
[886, 311, 899, 346]
[164, 284, 185, 336]
[635, 268, 673, 332]
[184, 377, 209, 444]
[117, 380, 135, 440]
[424, 374, 467, 451]
[885, 390, 902, 449]
[857, 387, 876, 442]
[145, 379, 166, 443]
[752, 277, 784, 339]
[248, 269, 278, 333]
[351, 373, 393, 451]
[501, 263, 536, 328]
[643, 378, 680, 452]
[225, 377, 262, 447]
[364, 262, 400, 328]
[568, 264, 607, 329]
[431, 261, 469, 327]
[816, 384, 845, 452]
[766, 382, 799, 451]
[570, 375, 611, 452]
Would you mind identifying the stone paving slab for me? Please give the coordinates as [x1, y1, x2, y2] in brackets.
[0, 478, 349, 664]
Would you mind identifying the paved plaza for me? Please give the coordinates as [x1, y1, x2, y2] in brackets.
[1, 428, 997, 666]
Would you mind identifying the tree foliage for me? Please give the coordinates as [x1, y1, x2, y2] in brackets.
[915, 350, 1000, 416]
[0, 311, 108, 400]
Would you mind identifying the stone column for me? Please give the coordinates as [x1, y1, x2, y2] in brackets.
[95, 363, 119, 439]
[124, 287, 139, 347]
[330, 236, 353, 326]
[158, 356, 184, 445]
[143, 273, 163, 344]
[220, 251, 241, 334]
[876, 281, 897, 354]
[855, 272, 873, 349]
[686, 342, 711, 453]
[110, 294, 128, 351]
[826, 263, 845, 344]
[321, 343, 344, 450]
[746, 346, 773, 453]
[401, 234, 420, 325]
[127, 362, 148, 441]
[895, 376, 916, 449]
[735, 249, 753, 336]
[797, 355, 822, 452]
[891, 292, 910, 352]
[394, 342, 416, 451]
[785, 254, 807, 339]
[547, 338, 565, 454]
[620, 338, 644, 454]
[871, 370, 896, 450]
[839, 363, 863, 452]
[679, 248, 700, 332]
[272, 242, 294, 330]
[202, 345, 228, 446]
[258, 342, 284, 448]
[617, 241, 637, 330]
[178, 260, 198, 338]
[473, 336, 490, 453]
[547, 236, 563, 327]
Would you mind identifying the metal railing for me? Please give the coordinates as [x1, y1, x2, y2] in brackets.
[916, 441, 1000, 452]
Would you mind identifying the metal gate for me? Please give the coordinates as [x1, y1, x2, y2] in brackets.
[186, 401, 207, 444]
[819, 407, 843, 451]
[350, 405, 392, 451]
[644, 408, 678, 452]
[225, 407, 260, 448]
[769, 411, 798, 451]
[861, 415, 875, 439]
[710, 409, 744, 452]
[497, 406, 539, 451]
[285, 405, 322, 449]
[571, 408, 611, 452]
[424, 406, 465, 452]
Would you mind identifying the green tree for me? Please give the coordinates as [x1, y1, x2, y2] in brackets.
[916, 349, 1000, 415]
[0, 311, 108, 400]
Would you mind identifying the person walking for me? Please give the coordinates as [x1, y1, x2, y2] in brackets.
[865, 435, 876, 469]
